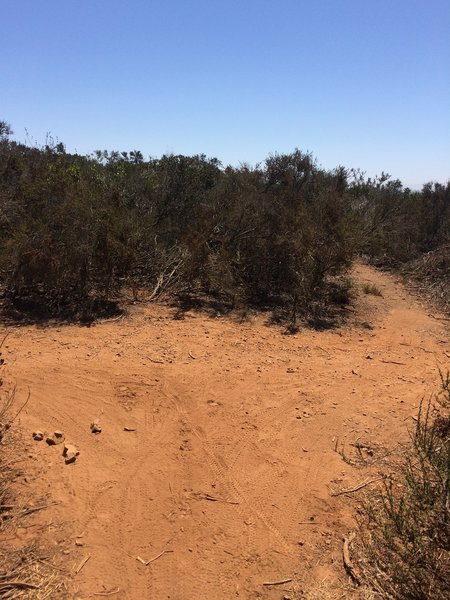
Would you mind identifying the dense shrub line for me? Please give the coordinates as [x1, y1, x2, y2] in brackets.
[351, 170, 450, 311]
[0, 119, 448, 319]
[0, 122, 358, 319]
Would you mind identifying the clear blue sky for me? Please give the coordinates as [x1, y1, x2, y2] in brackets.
[2, 0, 449, 188]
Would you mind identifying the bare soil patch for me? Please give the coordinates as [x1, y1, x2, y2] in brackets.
[3, 264, 449, 599]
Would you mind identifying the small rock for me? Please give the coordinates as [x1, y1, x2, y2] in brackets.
[46, 431, 65, 445]
[63, 443, 80, 464]
[366, 354, 374, 360]
[90, 422, 102, 434]
[32, 431, 44, 441]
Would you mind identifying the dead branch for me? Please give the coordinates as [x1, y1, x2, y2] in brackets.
[342, 532, 360, 585]
[263, 578, 292, 586]
[381, 360, 406, 366]
[0, 581, 39, 591]
[17, 503, 59, 517]
[204, 494, 239, 505]
[10, 388, 31, 424]
[75, 554, 91, 574]
[331, 476, 384, 497]
[0, 331, 10, 350]
[136, 549, 173, 566]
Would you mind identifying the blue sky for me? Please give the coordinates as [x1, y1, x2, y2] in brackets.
[1, 0, 449, 187]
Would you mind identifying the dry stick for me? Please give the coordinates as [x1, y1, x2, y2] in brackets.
[99, 314, 124, 324]
[146, 549, 174, 565]
[381, 360, 406, 365]
[18, 502, 59, 517]
[188, 351, 196, 360]
[331, 476, 384, 497]
[10, 388, 31, 423]
[429, 314, 450, 321]
[32, 555, 66, 573]
[262, 578, 292, 586]
[0, 581, 39, 591]
[204, 494, 239, 505]
[0, 331, 10, 350]
[342, 532, 360, 586]
[136, 550, 173, 566]
[75, 554, 91, 574]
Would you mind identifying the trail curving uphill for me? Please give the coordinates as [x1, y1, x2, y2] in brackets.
[4, 264, 449, 599]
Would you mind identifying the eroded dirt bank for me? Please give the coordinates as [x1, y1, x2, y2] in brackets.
[3, 264, 449, 599]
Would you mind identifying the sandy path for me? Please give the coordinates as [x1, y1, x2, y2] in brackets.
[3, 264, 449, 599]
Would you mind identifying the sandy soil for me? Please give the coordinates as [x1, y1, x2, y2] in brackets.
[3, 264, 449, 599]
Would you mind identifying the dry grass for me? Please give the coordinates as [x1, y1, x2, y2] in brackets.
[0, 338, 64, 599]
[0, 546, 63, 599]
[405, 244, 450, 315]
[356, 374, 450, 599]
[297, 578, 380, 599]
[361, 283, 383, 297]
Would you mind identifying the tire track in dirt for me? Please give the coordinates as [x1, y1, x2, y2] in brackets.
[161, 382, 295, 557]
[158, 381, 249, 599]
[113, 379, 183, 600]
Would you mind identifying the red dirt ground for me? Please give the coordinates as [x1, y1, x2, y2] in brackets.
[3, 263, 449, 599]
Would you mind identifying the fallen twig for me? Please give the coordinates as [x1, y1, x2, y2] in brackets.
[204, 494, 239, 505]
[342, 532, 360, 585]
[188, 351, 196, 360]
[6, 388, 31, 425]
[136, 549, 173, 566]
[263, 578, 292, 586]
[0, 580, 39, 591]
[18, 502, 59, 517]
[0, 331, 10, 350]
[381, 360, 406, 365]
[75, 554, 91, 574]
[99, 314, 124, 324]
[93, 589, 120, 596]
[331, 476, 384, 497]
[429, 314, 450, 321]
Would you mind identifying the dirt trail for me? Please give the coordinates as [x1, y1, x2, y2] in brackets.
[3, 264, 449, 599]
